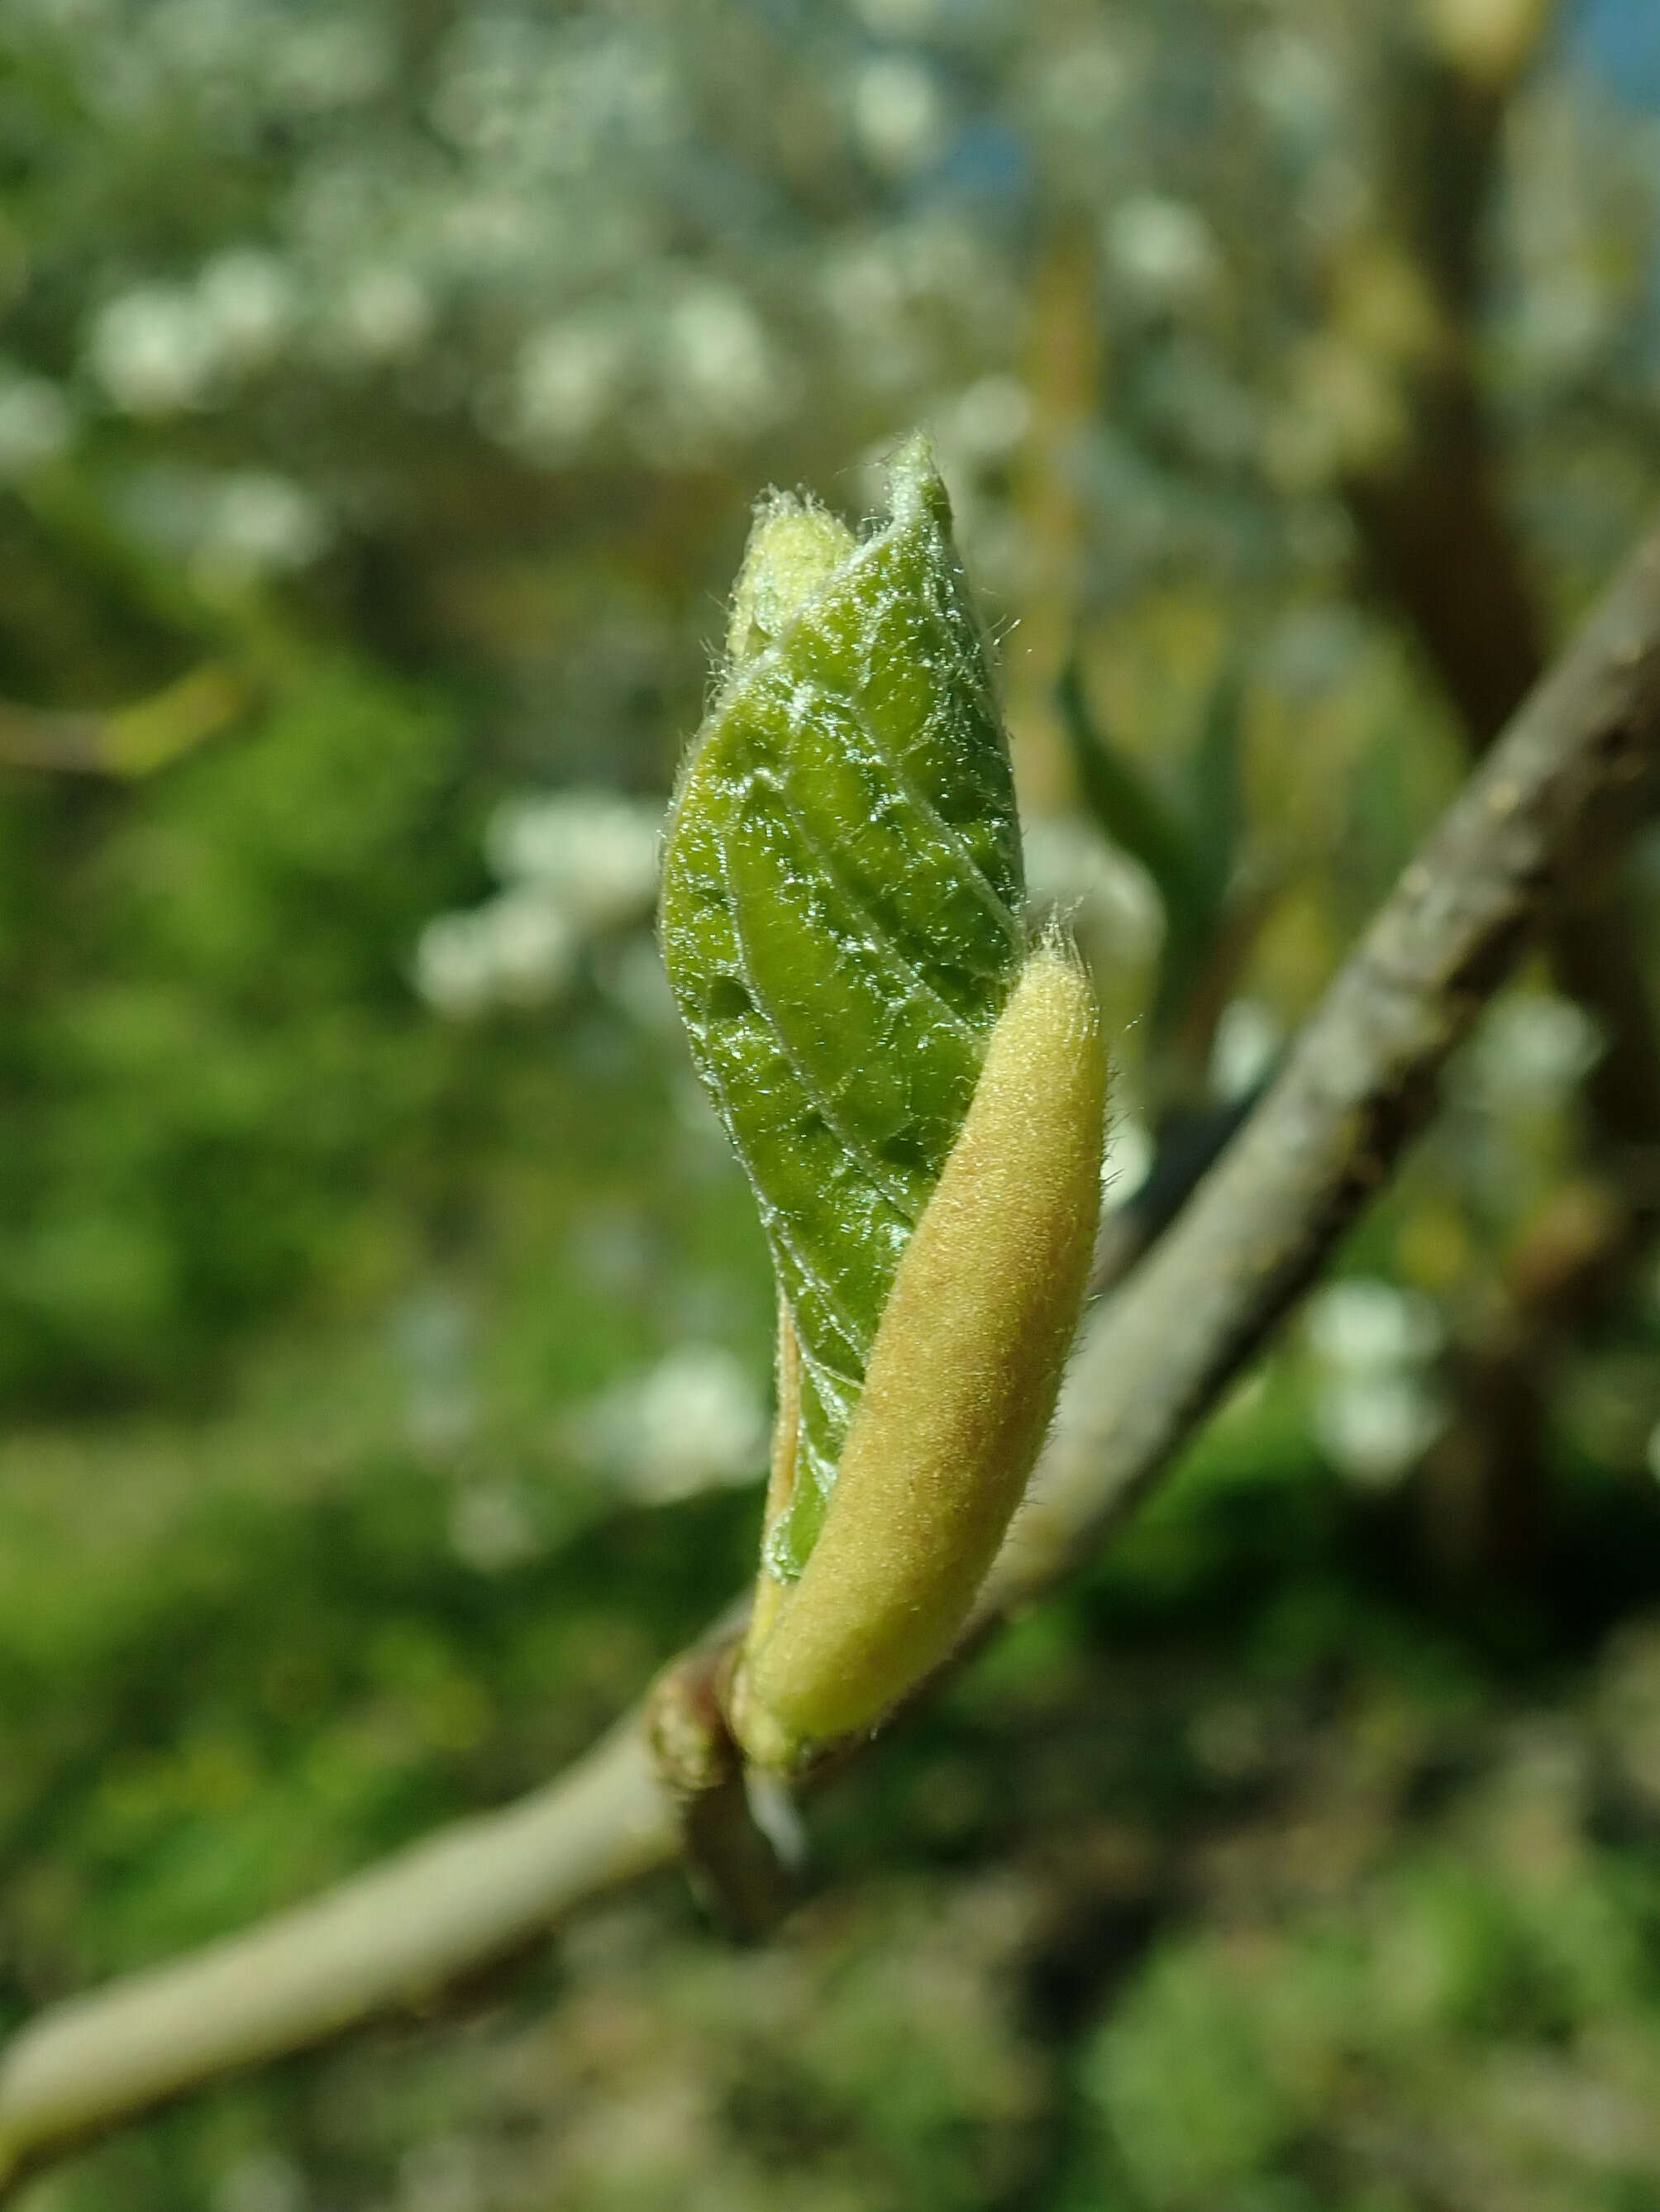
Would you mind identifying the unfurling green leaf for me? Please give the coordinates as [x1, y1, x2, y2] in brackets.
[1058, 653, 1248, 1059]
[660, 439, 1104, 1768]
[660, 439, 1027, 1576]
[1057, 658, 1197, 922]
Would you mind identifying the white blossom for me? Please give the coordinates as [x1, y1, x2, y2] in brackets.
[203, 473, 328, 575]
[661, 284, 781, 438]
[414, 899, 574, 1019]
[0, 374, 73, 474]
[1021, 815, 1163, 964]
[1314, 1373, 1445, 1490]
[1467, 992, 1603, 1109]
[514, 319, 627, 447]
[416, 791, 661, 1022]
[1209, 999, 1281, 1101]
[484, 789, 661, 934]
[196, 250, 296, 371]
[1029, 35, 1132, 137]
[1101, 1113, 1153, 1201]
[332, 267, 434, 365]
[1306, 1276, 1446, 1488]
[1241, 28, 1340, 145]
[479, 891, 580, 1007]
[88, 284, 219, 414]
[570, 1345, 768, 1503]
[852, 54, 947, 177]
[949, 374, 1031, 463]
[1105, 196, 1220, 308]
[267, 15, 390, 112]
[1306, 1278, 1443, 1370]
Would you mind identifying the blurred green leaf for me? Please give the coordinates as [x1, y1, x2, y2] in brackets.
[1060, 656, 1260, 1078]
[1185, 660, 1244, 907]
[1058, 657, 1197, 923]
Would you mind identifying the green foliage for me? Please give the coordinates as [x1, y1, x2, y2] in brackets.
[1067, 1830, 1660, 2212]
[1059, 655, 1246, 1063]
[0, 658, 473, 1408]
[0, 1437, 760, 1995]
[660, 441, 1024, 1576]
[1085, 1946, 1294, 2205]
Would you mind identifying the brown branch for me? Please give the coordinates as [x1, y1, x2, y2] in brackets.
[1333, 11, 1660, 1562]
[1345, 10, 1660, 1163]
[3, 513, 1660, 2192]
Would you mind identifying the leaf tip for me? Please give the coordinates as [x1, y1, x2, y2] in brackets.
[725, 492, 856, 668]
[883, 430, 953, 537]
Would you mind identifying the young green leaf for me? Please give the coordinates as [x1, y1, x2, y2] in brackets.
[661, 440, 1106, 1769]
[659, 438, 1027, 1580]
[1057, 656, 1197, 923]
[1058, 653, 1251, 1062]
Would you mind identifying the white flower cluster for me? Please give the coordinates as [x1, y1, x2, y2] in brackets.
[415, 788, 662, 1021]
[116, 464, 328, 579]
[851, 53, 947, 177]
[1305, 1275, 1446, 1489]
[1209, 998, 1282, 1101]
[818, 217, 1016, 394]
[566, 1344, 769, 1504]
[88, 250, 297, 416]
[503, 280, 788, 464]
[1100, 1111, 1154, 1203]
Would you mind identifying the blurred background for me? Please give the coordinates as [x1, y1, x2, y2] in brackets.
[5, 0, 1660, 2205]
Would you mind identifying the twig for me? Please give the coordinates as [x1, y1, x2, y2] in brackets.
[0, 666, 248, 778]
[0, 1724, 676, 2190]
[644, 1620, 794, 1940]
[3, 515, 1660, 2191]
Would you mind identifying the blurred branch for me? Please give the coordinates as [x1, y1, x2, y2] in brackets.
[5, 511, 1660, 2191]
[1342, 7, 1660, 1166]
[1331, 5, 1660, 1561]
[1004, 215, 1104, 817]
[0, 665, 250, 777]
